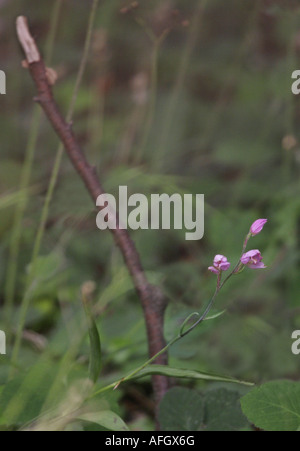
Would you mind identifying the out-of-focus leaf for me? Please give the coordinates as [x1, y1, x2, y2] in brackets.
[203, 388, 249, 431]
[0, 189, 33, 211]
[0, 361, 60, 426]
[96, 267, 133, 309]
[24, 379, 93, 431]
[159, 387, 249, 431]
[159, 387, 204, 431]
[27, 252, 64, 282]
[77, 411, 129, 431]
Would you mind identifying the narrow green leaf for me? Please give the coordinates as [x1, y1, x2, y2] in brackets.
[131, 364, 254, 386]
[78, 411, 129, 431]
[0, 189, 32, 211]
[203, 310, 226, 321]
[82, 297, 102, 383]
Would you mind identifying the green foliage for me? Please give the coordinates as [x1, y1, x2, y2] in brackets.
[82, 295, 102, 383]
[241, 381, 300, 432]
[0, 0, 299, 431]
[204, 389, 249, 431]
[159, 387, 249, 431]
[159, 387, 205, 431]
[132, 364, 253, 386]
[77, 411, 129, 432]
[0, 361, 62, 426]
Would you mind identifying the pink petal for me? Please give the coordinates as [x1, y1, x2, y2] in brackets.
[248, 262, 266, 269]
[219, 262, 231, 271]
[214, 254, 227, 265]
[208, 266, 219, 274]
[241, 255, 250, 265]
[241, 249, 261, 265]
[250, 219, 268, 236]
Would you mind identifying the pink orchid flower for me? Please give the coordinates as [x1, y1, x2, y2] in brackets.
[241, 249, 266, 269]
[250, 219, 268, 236]
[208, 254, 231, 274]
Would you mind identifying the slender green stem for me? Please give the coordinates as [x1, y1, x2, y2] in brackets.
[92, 231, 252, 397]
[92, 336, 179, 397]
[134, 24, 170, 165]
[157, 0, 207, 169]
[4, 0, 63, 330]
[67, 0, 100, 121]
[92, 274, 224, 398]
[180, 275, 221, 338]
[45, 0, 63, 65]
[9, 0, 100, 378]
[135, 41, 159, 164]
[31, 0, 101, 267]
[4, 107, 40, 325]
[282, 9, 299, 182]
[219, 232, 250, 290]
[134, 16, 156, 44]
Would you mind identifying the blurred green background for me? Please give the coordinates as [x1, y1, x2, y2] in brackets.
[0, 0, 300, 430]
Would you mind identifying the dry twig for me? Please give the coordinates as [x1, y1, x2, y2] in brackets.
[16, 15, 169, 415]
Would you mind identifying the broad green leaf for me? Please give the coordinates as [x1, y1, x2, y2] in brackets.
[132, 364, 254, 386]
[241, 380, 300, 431]
[78, 411, 129, 431]
[159, 387, 249, 431]
[159, 387, 204, 431]
[204, 389, 249, 431]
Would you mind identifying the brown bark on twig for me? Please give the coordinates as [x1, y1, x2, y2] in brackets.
[16, 16, 169, 417]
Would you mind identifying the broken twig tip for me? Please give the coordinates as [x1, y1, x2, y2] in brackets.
[16, 15, 40, 64]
